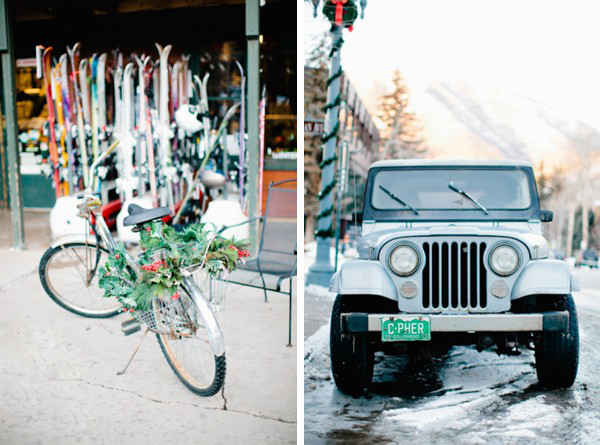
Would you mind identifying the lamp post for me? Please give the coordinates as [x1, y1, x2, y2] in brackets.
[305, 0, 367, 286]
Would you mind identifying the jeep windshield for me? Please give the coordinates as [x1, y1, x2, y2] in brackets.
[372, 168, 531, 210]
[366, 167, 537, 221]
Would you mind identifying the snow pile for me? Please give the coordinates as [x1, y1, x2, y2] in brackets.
[303, 241, 358, 276]
[305, 284, 336, 301]
[304, 324, 331, 390]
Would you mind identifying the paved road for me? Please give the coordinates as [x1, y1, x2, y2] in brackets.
[0, 249, 296, 444]
[304, 268, 600, 444]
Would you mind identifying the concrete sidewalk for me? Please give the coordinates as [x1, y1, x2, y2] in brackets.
[0, 249, 296, 444]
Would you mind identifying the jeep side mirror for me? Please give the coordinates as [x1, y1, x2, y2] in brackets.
[541, 210, 553, 222]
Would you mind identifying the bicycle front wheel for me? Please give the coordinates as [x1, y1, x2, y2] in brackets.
[155, 289, 226, 396]
[39, 242, 122, 318]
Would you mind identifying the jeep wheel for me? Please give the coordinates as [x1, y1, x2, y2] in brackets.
[330, 295, 374, 396]
[535, 294, 579, 388]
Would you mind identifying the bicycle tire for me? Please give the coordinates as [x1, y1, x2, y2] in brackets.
[39, 242, 122, 318]
[155, 289, 226, 396]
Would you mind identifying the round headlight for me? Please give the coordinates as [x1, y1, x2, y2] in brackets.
[389, 244, 420, 276]
[489, 244, 520, 276]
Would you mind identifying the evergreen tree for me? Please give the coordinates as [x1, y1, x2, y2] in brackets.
[377, 70, 425, 159]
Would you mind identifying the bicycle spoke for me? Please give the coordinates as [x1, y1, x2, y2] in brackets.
[157, 290, 218, 391]
[44, 244, 121, 316]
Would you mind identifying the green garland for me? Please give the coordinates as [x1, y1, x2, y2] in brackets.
[317, 178, 338, 200]
[326, 67, 343, 87]
[98, 221, 250, 312]
[316, 205, 334, 220]
[314, 225, 335, 239]
[321, 122, 339, 144]
[329, 37, 344, 58]
[322, 95, 341, 112]
[315, 31, 345, 240]
[319, 153, 337, 169]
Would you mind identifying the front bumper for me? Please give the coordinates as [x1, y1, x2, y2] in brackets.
[342, 312, 569, 334]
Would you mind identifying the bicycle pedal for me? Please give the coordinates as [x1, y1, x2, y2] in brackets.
[121, 318, 141, 336]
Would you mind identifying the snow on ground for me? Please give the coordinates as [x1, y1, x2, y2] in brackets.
[304, 269, 600, 444]
[303, 241, 358, 276]
[305, 284, 336, 301]
[304, 318, 539, 442]
[304, 324, 331, 391]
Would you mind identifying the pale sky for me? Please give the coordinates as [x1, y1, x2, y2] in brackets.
[305, 0, 600, 129]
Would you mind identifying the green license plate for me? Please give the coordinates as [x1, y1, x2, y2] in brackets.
[381, 316, 431, 342]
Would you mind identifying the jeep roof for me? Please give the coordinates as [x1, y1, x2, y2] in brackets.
[369, 159, 533, 169]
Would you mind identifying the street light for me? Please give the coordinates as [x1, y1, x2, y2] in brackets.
[305, 0, 368, 286]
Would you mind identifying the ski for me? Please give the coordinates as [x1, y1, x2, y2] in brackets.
[53, 61, 69, 195]
[193, 73, 212, 160]
[59, 54, 76, 193]
[41, 47, 61, 197]
[139, 56, 159, 207]
[97, 53, 108, 147]
[155, 43, 174, 212]
[66, 43, 89, 188]
[235, 60, 246, 207]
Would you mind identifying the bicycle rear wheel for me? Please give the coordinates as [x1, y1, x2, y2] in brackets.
[155, 289, 226, 396]
[39, 242, 122, 318]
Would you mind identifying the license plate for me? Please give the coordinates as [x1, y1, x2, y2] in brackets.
[381, 316, 431, 342]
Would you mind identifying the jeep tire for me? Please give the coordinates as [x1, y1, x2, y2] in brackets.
[330, 294, 374, 396]
[535, 294, 579, 388]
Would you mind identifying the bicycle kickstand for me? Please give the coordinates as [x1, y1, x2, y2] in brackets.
[117, 328, 149, 376]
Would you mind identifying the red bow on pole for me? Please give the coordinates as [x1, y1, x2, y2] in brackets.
[332, 0, 348, 27]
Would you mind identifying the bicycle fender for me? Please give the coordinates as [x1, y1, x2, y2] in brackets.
[182, 276, 225, 357]
[49, 235, 100, 249]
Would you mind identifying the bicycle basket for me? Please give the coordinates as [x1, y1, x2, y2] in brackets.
[193, 269, 227, 313]
[134, 297, 198, 336]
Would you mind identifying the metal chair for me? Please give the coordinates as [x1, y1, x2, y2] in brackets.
[222, 179, 297, 346]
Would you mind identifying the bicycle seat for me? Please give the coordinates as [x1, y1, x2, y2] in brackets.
[123, 203, 171, 226]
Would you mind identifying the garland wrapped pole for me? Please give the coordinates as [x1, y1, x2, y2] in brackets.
[306, 0, 365, 286]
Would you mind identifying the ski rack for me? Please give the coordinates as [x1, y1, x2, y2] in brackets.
[36, 42, 245, 232]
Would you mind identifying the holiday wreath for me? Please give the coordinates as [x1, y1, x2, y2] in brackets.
[98, 220, 250, 312]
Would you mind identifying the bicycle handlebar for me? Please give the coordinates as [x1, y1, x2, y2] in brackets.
[87, 140, 120, 190]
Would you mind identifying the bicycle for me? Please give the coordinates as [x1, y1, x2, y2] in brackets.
[39, 141, 230, 396]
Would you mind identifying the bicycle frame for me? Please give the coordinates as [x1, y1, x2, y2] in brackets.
[51, 140, 224, 353]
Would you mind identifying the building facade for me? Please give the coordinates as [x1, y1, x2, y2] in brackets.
[304, 67, 379, 242]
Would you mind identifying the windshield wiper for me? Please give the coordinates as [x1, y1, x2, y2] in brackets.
[378, 185, 419, 215]
[448, 182, 489, 214]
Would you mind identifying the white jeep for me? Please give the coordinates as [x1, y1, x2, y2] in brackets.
[329, 160, 579, 396]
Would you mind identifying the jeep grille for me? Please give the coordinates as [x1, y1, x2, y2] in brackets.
[422, 241, 488, 310]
